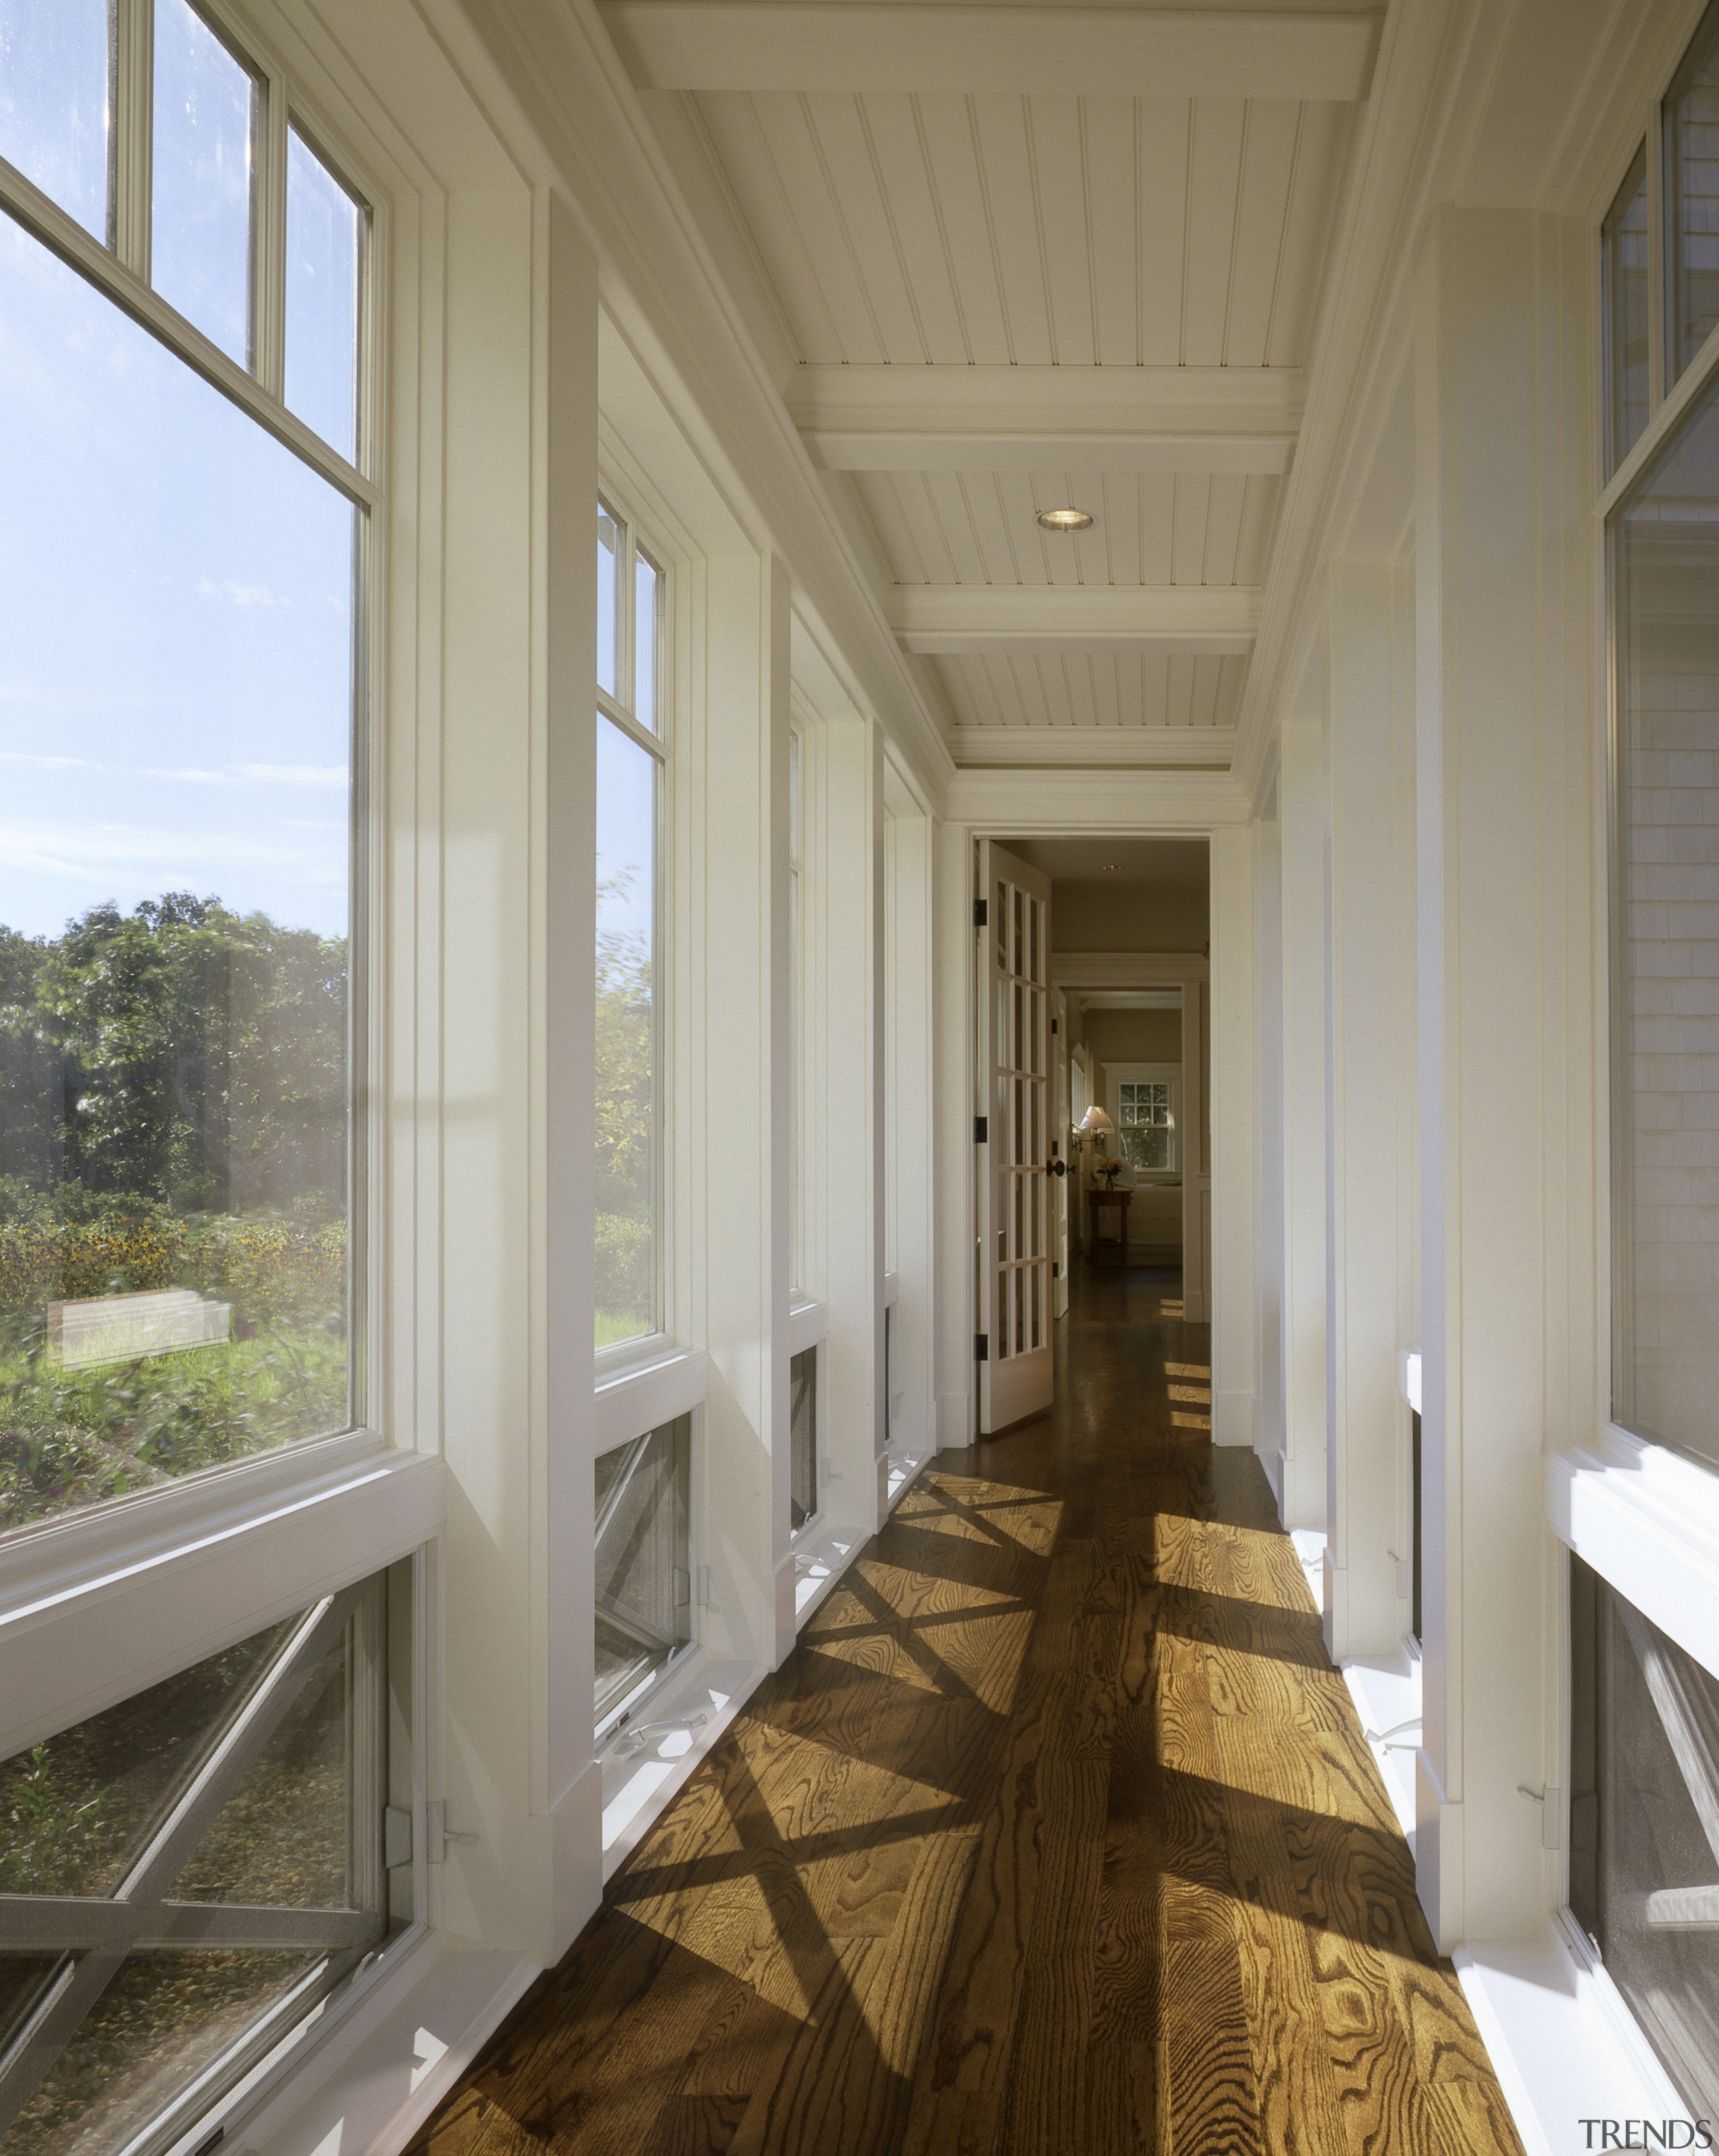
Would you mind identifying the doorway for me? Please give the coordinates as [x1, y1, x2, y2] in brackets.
[976, 836, 1211, 1436]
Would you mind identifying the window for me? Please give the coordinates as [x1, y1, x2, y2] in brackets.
[0, 2, 371, 1537]
[594, 1417, 691, 1728]
[789, 1345, 817, 1534]
[1667, 3, 1719, 389]
[1117, 1082, 1175, 1172]
[0, 1568, 404, 2154]
[1610, 366, 1719, 1470]
[1604, 145, 1651, 477]
[1570, 1554, 1719, 2119]
[594, 497, 665, 1351]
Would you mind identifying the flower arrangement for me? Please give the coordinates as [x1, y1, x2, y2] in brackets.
[1094, 1155, 1124, 1189]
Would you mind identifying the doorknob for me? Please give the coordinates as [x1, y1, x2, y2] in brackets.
[1048, 1159, 1066, 1177]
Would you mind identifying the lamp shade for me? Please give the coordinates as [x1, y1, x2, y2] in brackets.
[1076, 1106, 1115, 1136]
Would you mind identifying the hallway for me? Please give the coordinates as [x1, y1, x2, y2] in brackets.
[413, 1270, 1522, 2156]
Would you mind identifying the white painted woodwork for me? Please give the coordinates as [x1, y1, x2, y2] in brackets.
[855, 471, 1278, 596]
[888, 583, 1262, 654]
[933, 652, 1248, 737]
[945, 725, 1237, 767]
[1323, 558, 1416, 1664]
[690, 91, 1356, 370]
[1413, 206, 1592, 1953]
[810, 707, 890, 1535]
[604, 5, 1382, 101]
[790, 365, 1304, 474]
[1210, 827, 1254, 1430]
[1275, 718, 1330, 1536]
[700, 552, 797, 1670]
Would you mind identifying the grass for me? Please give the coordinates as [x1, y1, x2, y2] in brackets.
[0, 1318, 347, 1535]
[596, 1308, 653, 1350]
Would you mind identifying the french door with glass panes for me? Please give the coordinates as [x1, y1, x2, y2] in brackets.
[978, 842, 1058, 1431]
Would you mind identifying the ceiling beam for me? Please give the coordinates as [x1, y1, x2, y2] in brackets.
[889, 585, 1260, 654]
[946, 725, 1235, 768]
[789, 366, 1303, 476]
[602, 4, 1382, 101]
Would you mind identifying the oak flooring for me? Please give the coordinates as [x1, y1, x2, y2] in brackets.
[410, 1265, 1525, 2156]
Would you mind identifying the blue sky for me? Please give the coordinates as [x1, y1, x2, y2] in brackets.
[0, 212, 356, 944]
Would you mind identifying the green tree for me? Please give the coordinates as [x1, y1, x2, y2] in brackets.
[594, 874, 653, 1327]
[2, 895, 346, 1218]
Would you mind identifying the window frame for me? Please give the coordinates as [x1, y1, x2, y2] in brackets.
[0, 13, 421, 2147]
[0, 0, 389, 1555]
[594, 484, 671, 1374]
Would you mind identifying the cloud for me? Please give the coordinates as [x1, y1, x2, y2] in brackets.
[234, 764, 346, 791]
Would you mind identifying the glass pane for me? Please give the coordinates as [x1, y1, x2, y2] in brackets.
[635, 549, 659, 733]
[7, 1948, 322, 2156]
[595, 716, 657, 1346]
[1605, 146, 1650, 477]
[1571, 1556, 1719, 2120]
[173, 1621, 362, 1909]
[1612, 367, 1719, 1468]
[1671, 6, 1719, 382]
[0, 1619, 290, 1895]
[0, 0, 111, 243]
[790, 1346, 816, 1532]
[0, 214, 356, 1537]
[151, 0, 257, 368]
[284, 125, 362, 465]
[596, 502, 620, 699]
[0, 1584, 389, 2156]
[595, 1416, 691, 1721]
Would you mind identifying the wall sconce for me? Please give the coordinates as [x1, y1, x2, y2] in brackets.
[1075, 1105, 1118, 1183]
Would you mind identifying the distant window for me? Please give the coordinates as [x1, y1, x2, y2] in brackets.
[1117, 1079, 1178, 1173]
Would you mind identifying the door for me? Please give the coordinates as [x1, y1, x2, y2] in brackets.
[978, 840, 1058, 1432]
[1052, 988, 1070, 1318]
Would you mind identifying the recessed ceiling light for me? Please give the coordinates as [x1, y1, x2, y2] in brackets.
[1101, 862, 1122, 871]
[1036, 506, 1094, 532]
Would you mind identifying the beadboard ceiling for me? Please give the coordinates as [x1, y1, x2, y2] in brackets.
[604, 5, 1377, 766]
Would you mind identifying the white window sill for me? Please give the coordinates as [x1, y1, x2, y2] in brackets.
[1, 1447, 445, 1758]
[792, 1517, 864, 1622]
[228, 1930, 539, 2156]
[594, 1345, 710, 1453]
[788, 1298, 827, 1357]
[598, 1650, 763, 1881]
[1546, 1425, 1719, 1680]
[1339, 1642, 1421, 1852]
[1454, 1912, 1686, 2156]
[886, 1445, 934, 1509]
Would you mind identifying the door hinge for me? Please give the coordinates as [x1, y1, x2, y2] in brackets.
[974, 897, 988, 928]
[1051, 1017, 1058, 1034]
[975, 1333, 988, 1361]
[1052, 1261, 1060, 1279]
[974, 1115, 988, 1144]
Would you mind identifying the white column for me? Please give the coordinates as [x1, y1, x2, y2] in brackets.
[884, 789, 937, 1486]
[1277, 715, 1330, 1535]
[1325, 557, 1416, 1662]
[1211, 825, 1256, 1445]
[1252, 805, 1286, 1490]
[436, 189, 600, 1965]
[699, 551, 794, 1668]
[819, 712, 888, 1531]
[1413, 206, 1591, 1948]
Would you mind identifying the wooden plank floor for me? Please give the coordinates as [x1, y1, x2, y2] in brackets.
[411, 1265, 1525, 2156]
